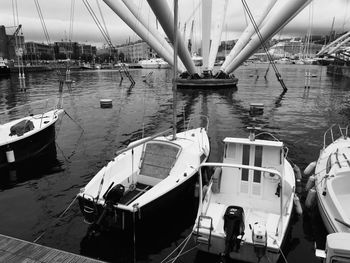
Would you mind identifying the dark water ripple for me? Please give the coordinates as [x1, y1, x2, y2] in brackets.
[0, 64, 345, 262]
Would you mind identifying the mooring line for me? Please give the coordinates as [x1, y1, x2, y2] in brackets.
[33, 195, 78, 243]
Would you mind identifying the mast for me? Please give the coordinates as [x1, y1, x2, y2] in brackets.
[202, 0, 212, 69]
[173, 0, 178, 140]
[221, 0, 277, 72]
[102, 0, 185, 72]
[147, 0, 197, 75]
[225, 0, 312, 74]
[207, 0, 228, 71]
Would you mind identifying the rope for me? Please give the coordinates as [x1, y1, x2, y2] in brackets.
[33, 195, 78, 243]
[163, 245, 198, 263]
[161, 231, 193, 263]
[268, 234, 288, 263]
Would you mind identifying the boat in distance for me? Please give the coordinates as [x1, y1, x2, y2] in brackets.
[194, 128, 295, 263]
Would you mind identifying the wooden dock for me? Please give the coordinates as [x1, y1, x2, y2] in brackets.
[0, 234, 105, 263]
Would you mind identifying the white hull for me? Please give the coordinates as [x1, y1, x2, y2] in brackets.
[78, 125, 210, 230]
[314, 125, 350, 233]
[139, 59, 171, 69]
[194, 135, 295, 263]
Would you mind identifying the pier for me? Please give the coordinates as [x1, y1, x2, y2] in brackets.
[0, 234, 105, 263]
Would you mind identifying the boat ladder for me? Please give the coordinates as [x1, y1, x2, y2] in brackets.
[323, 125, 349, 149]
[120, 64, 135, 85]
[196, 215, 213, 250]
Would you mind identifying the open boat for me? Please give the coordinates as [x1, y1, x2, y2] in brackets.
[0, 102, 63, 169]
[194, 128, 295, 263]
[78, 123, 210, 231]
[312, 125, 350, 233]
[78, 0, 210, 234]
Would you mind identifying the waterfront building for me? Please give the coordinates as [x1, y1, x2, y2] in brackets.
[25, 41, 54, 61]
[0, 25, 25, 61]
[116, 40, 157, 63]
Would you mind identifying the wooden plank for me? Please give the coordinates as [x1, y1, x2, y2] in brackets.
[0, 234, 105, 263]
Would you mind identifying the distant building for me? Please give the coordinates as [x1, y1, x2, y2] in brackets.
[53, 41, 96, 60]
[116, 40, 157, 62]
[0, 25, 25, 60]
[25, 41, 54, 60]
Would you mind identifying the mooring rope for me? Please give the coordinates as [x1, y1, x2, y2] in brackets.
[33, 195, 78, 243]
[161, 231, 193, 263]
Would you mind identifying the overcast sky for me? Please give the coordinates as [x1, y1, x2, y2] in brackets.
[0, 0, 349, 47]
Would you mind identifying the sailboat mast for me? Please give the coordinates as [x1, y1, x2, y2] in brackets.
[173, 0, 178, 140]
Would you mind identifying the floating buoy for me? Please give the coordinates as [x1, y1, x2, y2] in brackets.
[305, 188, 317, 209]
[305, 175, 315, 192]
[293, 195, 303, 215]
[6, 148, 15, 163]
[304, 161, 316, 176]
[212, 167, 222, 193]
[100, 99, 113, 108]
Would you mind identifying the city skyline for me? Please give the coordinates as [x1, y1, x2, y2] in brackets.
[0, 0, 349, 47]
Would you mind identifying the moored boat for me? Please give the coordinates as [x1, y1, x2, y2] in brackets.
[78, 123, 210, 232]
[311, 125, 350, 233]
[0, 57, 11, 77]
[0, 104, 63, 169]
[194, 128, 295, 263]
[138, 58, 170, 69]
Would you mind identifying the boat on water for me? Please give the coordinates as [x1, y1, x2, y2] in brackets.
[78, 122, 210, 232]
[315, 233, 350, 262]
[0, 103, 63, 169]
[78, 0, 210, 234]
[0, 57, 11, 77]
[138, 58, 170, 69]
[194, 128, 295, 263]
[308, 125, 350, 233]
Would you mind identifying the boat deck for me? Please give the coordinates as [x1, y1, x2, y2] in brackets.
[0, 233, 105, 263]
[119, 183, 152, 205]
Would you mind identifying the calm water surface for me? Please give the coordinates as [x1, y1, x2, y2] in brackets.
[0, 64, 349, 262]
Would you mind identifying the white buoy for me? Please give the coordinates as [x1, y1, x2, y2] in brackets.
[100, 99, 113, 108]
[304, 161, 316, 176]
[305, 188, 317, 209]
[211, 167, 222, 193]
[6, 149, 15, 163]
[293, 195, 303, 215]
[305, 175, 316, 192]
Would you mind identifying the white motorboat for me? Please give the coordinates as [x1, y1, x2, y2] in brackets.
[0, 104, 63, 168]
[311, 125, 350, 233]
[138, 58, 170, 69]
[315, 233, 350, 262]
[194, 129, 295, 263]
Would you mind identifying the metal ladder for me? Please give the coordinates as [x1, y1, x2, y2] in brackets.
[196, 215, 213, 250]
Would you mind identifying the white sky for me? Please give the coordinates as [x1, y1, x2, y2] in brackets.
[0, 0, 349, 47]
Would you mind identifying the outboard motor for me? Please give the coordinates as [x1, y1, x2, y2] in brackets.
[223, 206, 245, 255]
[252, 222, 267, 261]
[104, 184, 125, 204]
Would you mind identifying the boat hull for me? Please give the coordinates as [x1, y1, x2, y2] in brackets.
[0, 123, 57, 169]
[78, 173, 198, 232]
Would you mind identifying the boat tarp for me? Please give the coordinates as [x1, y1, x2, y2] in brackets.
[9, 119, 34, 136]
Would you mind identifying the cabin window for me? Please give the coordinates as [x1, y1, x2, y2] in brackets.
[253, 145, 262, 183]
[225, 143, 236, 159]
[241, 144, 250, 181]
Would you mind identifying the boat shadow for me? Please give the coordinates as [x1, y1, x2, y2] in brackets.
[0, 142, 64, 190]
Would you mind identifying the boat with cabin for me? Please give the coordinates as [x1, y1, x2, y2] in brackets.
[0, 57, 11, 77]
[315, 233, 350, 263]
[193, 128, 295, 263]
[310, 125, 350, 233]
[138, 58, 170, 69]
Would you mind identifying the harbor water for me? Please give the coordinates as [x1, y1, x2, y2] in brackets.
[0, 63, 348, 262]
